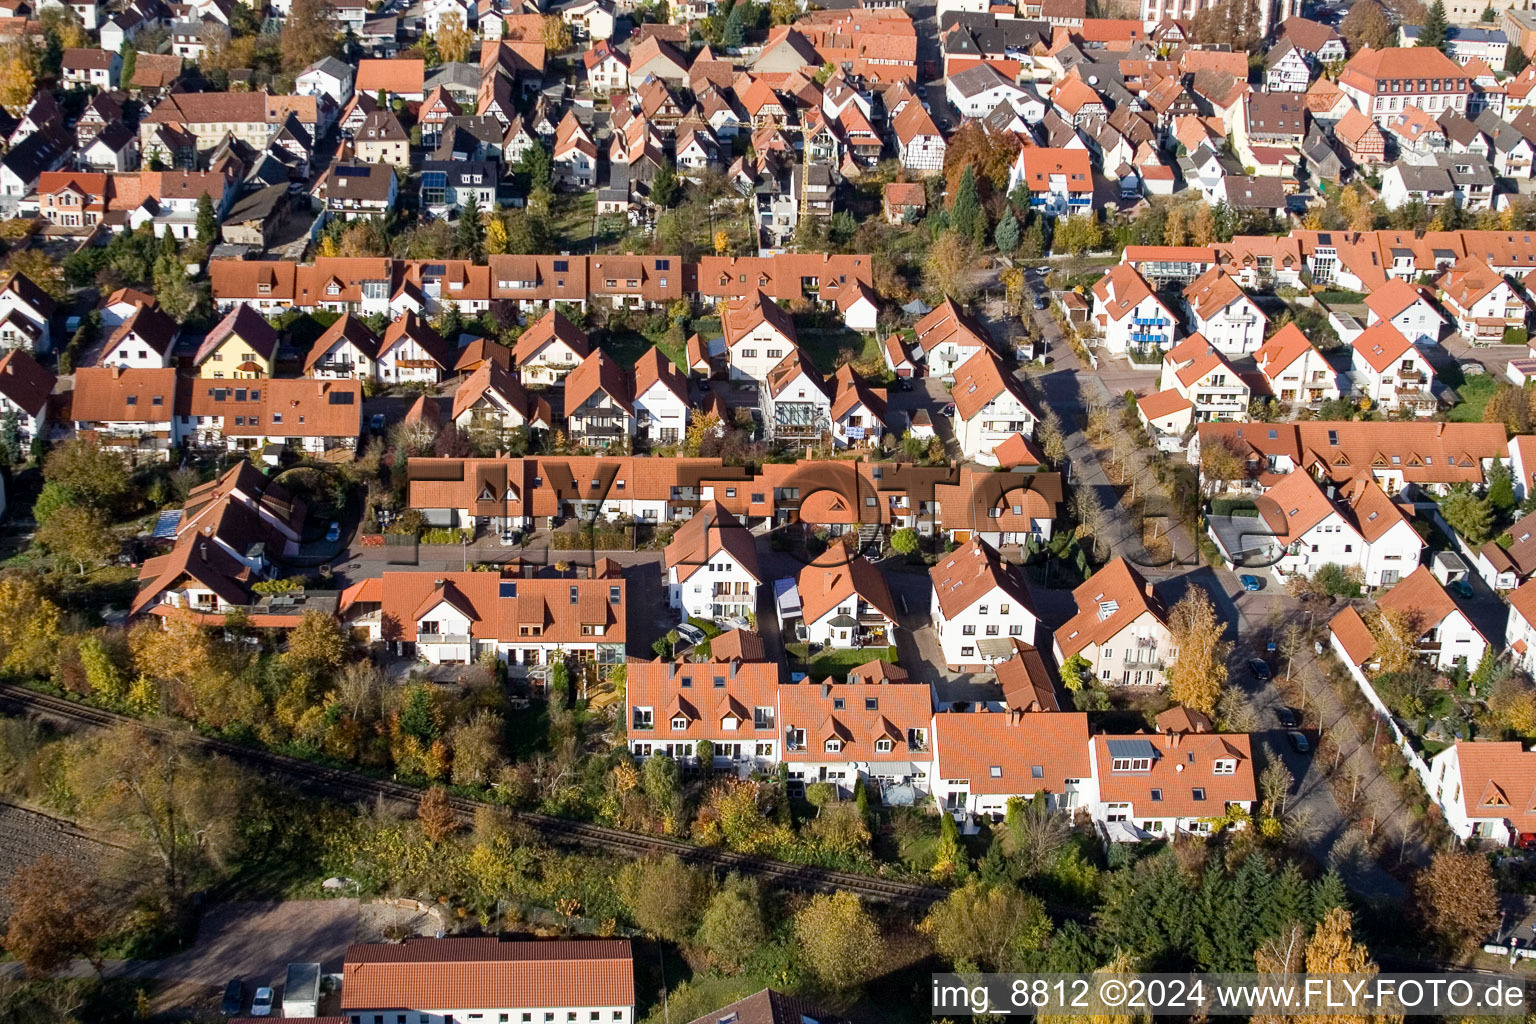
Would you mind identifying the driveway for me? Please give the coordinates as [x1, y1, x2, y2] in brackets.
[132, 899, 359, 988]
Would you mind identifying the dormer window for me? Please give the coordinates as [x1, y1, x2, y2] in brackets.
[875, 738, 892, 753]
[1213, 758, 1236, 774]
[671, 715, 688, 730]
[824, 738, 842, 753]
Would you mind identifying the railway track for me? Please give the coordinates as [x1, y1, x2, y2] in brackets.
[0, 685, 949, 907]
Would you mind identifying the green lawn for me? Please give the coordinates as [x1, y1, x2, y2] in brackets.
[1449, 374, 1499, 422]
[798, 327, 883, 373]
[549, 192, 596, 251]
[784, 643, 898, 681]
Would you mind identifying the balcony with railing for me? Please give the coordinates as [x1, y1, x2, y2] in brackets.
[418, 632, 472, 645]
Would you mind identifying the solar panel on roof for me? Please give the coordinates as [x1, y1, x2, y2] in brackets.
[1106, 738, 1158, 760]
[151, 509, 182, 539]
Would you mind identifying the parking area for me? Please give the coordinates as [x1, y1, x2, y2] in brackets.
[130, 899, 359, 990]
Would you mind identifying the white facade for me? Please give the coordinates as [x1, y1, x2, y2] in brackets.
[668, 550, 756, 621]
[931, 583, 1039, 668]
[1368, 291, 1446, 344]
[726, 323, 796, 383]
[1185, 289, 1267, 356]
[953, 389, 1038, 465]
[634, 379, 688, 445]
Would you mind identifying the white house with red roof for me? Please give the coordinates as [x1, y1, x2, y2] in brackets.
[1156, 333, 1250, 422]
[1090, 264, 1176, 357]
[1090, 708, 1257, 839]
[1350, 322, 1436, 413]
[372, 571, 627, 670]
[0, 348, 54, 445]
[790, 548, 900, 649]
[929, 536, 1040, 669]
[948, 348, 1040, 464]
[515, 310, 591, 386]
[1505, 579, 1536, 676]
[931, 709, 1091, 818]
[664, 500, 761, 622]
[632, 346, 689, 445]
[1053, 557, 1174, 688]
[1239, 470, 1423, 586]
[911, 297, 993, 378]
[338, 938, 635, 1024]
[723, 290, 798, 384]
[1182, 266, 1268, 355]
[1006, 146, 1094, 217]
[1426, 741, 1536, 844]
[1437, 256, 1529, 344]
[1331, 565, 1488, 672]
[1364, 277, 1447, 344]
[1254, 323, 1340, 406]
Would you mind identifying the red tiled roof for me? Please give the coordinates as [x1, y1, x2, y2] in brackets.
[340, 939, 634, 1013]
[934, 710, 1088, 794]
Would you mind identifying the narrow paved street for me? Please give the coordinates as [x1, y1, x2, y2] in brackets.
[1019, 290, 1409, 899]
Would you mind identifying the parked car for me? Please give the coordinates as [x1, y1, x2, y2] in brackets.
[499, 530, 521, 547]
[1239, 574, 1263, 592]
[1276, 706, 1301, 729]
[1033, 296, 1047, 310]
[325, 521, 341, 543]
[715, 614, 750, 632]
[895, 377, 913, 392]
[1287, 730, 1310, 754]
[250, 988, 275, 1017]
[1455, 578, 1474, 598]
[220, 980, 244, 1016]
[675, 623, 707, 648]
[370, 413, 386, 432]
[941, 403, 956, 417]
[1248, 658, 1272, 681]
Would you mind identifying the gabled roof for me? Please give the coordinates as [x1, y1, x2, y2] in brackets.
[829, 363, 885, 424]
[1439, 256, 1508, 310]
[379, 310, 453, 369]
[1364, 277, 1433, 321]
[1378, 564, 1468, 635]
[106, 302, 178, 359]
[1350, 321, 1415, 373]
[1183, 266, 1254, 321]
[305, 313, 380, 372]
[723, 289, 798, 347]
[341, 939, 634, 1013]
[0, 348, 54, 417]
[1055, 557, 1167, 658]
[664, 500, 761, 583]
[950, 347, 1038, 423]
[72, 367, 179, 423]
[935, 709, 1088, 794]
[633, 345, 687, 404]
[682, 988, 846, 1024]
[565, 348, 633, 415]
[356, 57, 426, 95]
[1254, 322, 1319, 380]
[515, 309, 590, 365]
[1255, 467, 1343, 543]
[195, 303, 279, 366]
[930, 535, 1034, 621]
[797, 547, 899, 626]
[451, 361, 547, 428]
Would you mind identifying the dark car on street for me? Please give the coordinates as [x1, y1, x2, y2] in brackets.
[1276, 706, 1301, 729]
[1248, 658, 1272, 681]
[220, 980, 244, 1016]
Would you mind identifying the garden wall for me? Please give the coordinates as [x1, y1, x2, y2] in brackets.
[1327, 630, 1437, 798]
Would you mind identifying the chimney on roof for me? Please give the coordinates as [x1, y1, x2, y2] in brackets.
[113, 364, 122, 379]
[730, 660, 738, 680]
[1007, 707, 1022, 726]
[1438, 422, 1446, 436]
[1145, 581, 1155, 598]
[199, 542, 207, 561]
[669, 661, 677, 679]
[821, 682, 830, 699]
